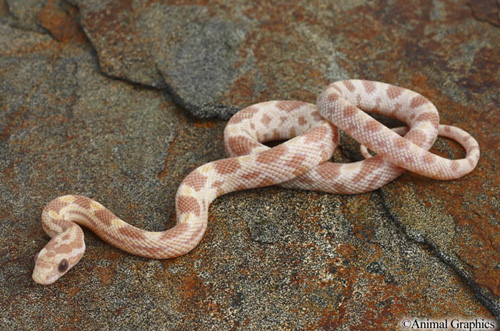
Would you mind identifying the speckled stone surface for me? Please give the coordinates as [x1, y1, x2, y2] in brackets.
[0, 0, 499, 329]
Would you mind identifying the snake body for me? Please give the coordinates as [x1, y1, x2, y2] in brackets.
[32, 80, 480, 285]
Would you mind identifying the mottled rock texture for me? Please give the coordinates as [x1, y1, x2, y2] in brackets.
[0, 0, 499, 329]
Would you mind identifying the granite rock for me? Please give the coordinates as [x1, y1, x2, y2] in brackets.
[70, 0, 351, 118]
[0, 0, 499, 328]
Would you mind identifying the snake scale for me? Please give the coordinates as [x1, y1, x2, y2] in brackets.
[32, 80, 480, 284]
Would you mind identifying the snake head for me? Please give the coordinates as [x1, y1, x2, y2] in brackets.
[32, 224, 85, 285]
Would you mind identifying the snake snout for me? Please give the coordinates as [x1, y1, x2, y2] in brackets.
[32, 224, 86, 285]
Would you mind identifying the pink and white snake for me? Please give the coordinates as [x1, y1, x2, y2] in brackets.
[32, 80, 480, 284]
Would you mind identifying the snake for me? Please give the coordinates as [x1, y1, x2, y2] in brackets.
[32, 80, 480, 285]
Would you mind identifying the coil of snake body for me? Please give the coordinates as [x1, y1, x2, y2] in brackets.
[32, 80, 480, 284]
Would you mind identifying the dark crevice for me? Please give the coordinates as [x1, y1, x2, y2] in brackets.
[0, 16, 51, 37]
[82, 32, 234, 120]
[377, 189, 500, 320]
[96, 65, 164, 93]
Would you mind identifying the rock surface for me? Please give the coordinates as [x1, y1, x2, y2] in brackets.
[0, 0, 499, 328]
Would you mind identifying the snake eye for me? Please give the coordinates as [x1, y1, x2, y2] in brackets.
[58, 259, 69, 273]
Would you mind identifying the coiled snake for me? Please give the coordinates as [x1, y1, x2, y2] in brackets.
[32, 80, 480, 284]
